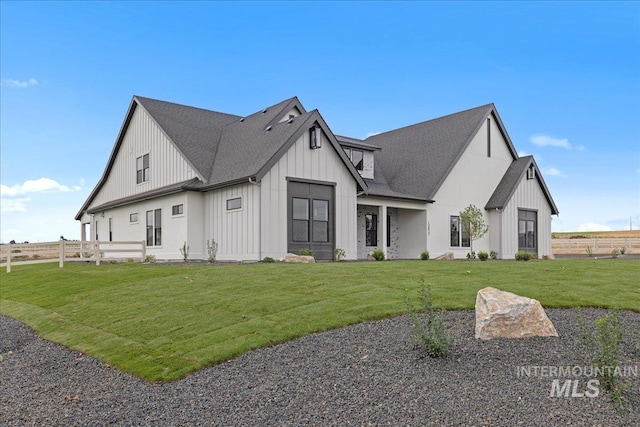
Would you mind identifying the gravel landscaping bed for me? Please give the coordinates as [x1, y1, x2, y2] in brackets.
[1, 309, 639, 426]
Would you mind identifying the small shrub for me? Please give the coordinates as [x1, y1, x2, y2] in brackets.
[144, 254, 156, 263]
[334, 247, 346, 262]
[180, 242, 189, 262]
[371, 248, 385, 261]
[620, 247, 626, 255]
[578, 309, 626, 411]
[489, 250, 498, 260]
[515, 251, 532, 261]
[477, 251, 488, 261]
[420, 250, 430, 260]
[32, 254, 40, 260]
[407, 279, 453, 358]
[466, 251, 476, 260]
[126, 258, 135, 263]
[206, 239, 218, 263]
[298, 248, 315, 258]
[611, 248, 620, 259]
[585, 245, 594, 257]
[262, 256, 275, 263]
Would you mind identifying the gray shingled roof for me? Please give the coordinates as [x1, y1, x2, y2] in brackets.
[76, 96, 366, 219]
[335, 135, 381, 151]
[365, 104, 497, 200]
[210, 100, 312, 185]
[135, 96, 241, 180]
[486, 156, 559, 214]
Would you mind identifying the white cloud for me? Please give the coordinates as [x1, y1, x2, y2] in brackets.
[1, 177, 81, 197]
[544, 167, 566, 177]
[0, 197, 30, 213]
[365, 132, 381, 138]
[578, 223, 612, 232]
[518, 151, 530, 157]
[529, 134, 584, 151]
[1, 78, 38, 88]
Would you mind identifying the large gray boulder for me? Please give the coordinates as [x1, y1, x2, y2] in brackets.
[475, 287, 558, 340]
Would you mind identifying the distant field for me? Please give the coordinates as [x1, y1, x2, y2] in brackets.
[552, 230, 640, 239]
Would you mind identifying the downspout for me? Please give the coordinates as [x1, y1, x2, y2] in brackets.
[249, 177, 261, 260]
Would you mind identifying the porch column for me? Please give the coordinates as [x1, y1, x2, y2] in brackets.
[80, 223, 87, 259]
[380, 204, 387, 259]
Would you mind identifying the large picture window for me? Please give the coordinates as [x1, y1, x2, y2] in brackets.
[518, 209, 537, 252]
[450, 215, 470, 247]
[146, 209, 161, 246]
[365, 214, 378, 246]
[136, 154, 149, 184]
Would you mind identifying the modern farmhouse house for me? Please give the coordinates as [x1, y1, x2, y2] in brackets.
[76, 96, 558, 261]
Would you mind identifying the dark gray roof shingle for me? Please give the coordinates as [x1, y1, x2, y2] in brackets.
[485, 156, 559, 214]
[365, 104, 495, 200]
[135, 96, 240, 180]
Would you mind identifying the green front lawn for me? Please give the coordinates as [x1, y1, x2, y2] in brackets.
[1, 259, 638, 382]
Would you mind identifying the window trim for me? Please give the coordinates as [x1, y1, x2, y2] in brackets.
[108, 217, 113, 242]
[343, 147, 364, 171]
[146, 208, 162, 247]
[172, 204, 184, 216]
[226, 197, 242, 212]
[450, 215, 471, 248]
[129, 213, 139, 224]
[136, 154, 150, 184]
[365, 213, 378, 247]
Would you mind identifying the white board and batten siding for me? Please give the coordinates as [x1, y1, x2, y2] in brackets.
[259, 130, 358, 260]
[89, 105, 200, 209]
[203, 183, 261, 261]
[500, 176, 553, 258]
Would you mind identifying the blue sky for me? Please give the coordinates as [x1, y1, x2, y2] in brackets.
[1, 1, 639, 242]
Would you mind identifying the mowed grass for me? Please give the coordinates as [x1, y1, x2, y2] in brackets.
[1, 259, 638, 382]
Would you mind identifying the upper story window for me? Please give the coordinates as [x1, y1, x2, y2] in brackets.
[136, 154, 149, 184]
[343, 148, 364, 171]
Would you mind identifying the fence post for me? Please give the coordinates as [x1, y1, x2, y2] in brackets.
[7, 243, 11, 273]
[59, 240, 64, 268]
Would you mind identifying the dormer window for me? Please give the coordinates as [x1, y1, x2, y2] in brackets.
[343, 148, 364, 171]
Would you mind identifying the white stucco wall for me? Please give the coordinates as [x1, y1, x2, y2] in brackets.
[428, 118, 513, 258]
[92, 192, 204, 260]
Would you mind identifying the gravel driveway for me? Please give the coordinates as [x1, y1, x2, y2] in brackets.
[1, 309, 639, 426]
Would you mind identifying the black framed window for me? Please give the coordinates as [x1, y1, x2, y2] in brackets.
[146, 209, 162, 246]
[95, 220, 99, 241]
[172, 204, 184, 215]
[343, 148, 364, 171]
[292, 198, 309, 242]
[387, 215, 391, 247]
[518, 209, 537, 251]
[366, 214, 377, 246]
[450, 215, 470, 247]
[226, 197, 241, 211]
[108, 218, 113, 242]
[136, 154, 149, 184]
[312, 200, 329, 242]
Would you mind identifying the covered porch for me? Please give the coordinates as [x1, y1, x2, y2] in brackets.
[356, 197, 428, 260]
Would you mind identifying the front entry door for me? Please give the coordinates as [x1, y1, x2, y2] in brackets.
[288, 181, 335, 260]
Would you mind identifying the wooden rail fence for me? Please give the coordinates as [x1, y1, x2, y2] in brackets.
[552, 237, 640, 255]
[1, 240, 146, 273]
